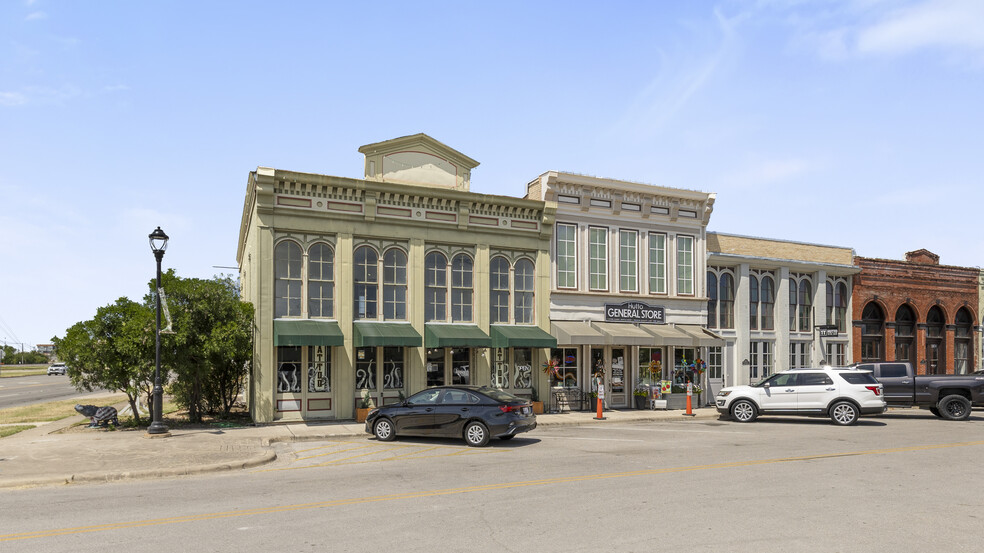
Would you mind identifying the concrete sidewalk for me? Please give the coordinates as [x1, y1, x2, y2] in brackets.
[0, 407, 721, 490]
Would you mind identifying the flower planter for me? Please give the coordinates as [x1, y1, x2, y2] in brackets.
[634, 395, 648, 410]
[532, 401, 544, 415]
[355, 407, 371, 423]
[664, 393, 688, 410]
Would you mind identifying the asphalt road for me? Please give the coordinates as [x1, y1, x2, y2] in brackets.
[0, 374, 111, 410]
[2, 411, 983, 552]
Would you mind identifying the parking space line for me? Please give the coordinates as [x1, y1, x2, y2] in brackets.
[295, 444, 373, 461]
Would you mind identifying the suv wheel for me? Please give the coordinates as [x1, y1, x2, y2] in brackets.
[829, 401, 859, 426]
[938, 395, 971, 421]
[730, 400, 757, 423]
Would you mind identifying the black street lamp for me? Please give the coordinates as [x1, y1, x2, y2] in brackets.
[148, 226, 170, 436]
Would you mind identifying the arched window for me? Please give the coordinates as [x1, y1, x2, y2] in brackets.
[749, 275, 759, 330]
[490, 256, 511, 324]
[307, 243, 334, 318]
[895, 305, 916, 366]
[425, 251, 448, 322]
[760, 276, 775, 330]
[275, 240, 303, 317]
[706, 272, 718, 329]
[926, 306, 946, 374]
[955, 308, 974, 374]
[826, 282, 834, 329]
[719, 273, 735, 329]
[450, 254, 473, 323]
[798, 280, 812, 332]
[382, 249, 407, 321]
[514, 258, 535, 324]
[835, 282, 847, 332]
[861, 302, 884, 362]
[353, 246, 378, 320]
[789, 278, 798, 332]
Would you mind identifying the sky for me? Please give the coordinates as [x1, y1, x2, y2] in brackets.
[2, 0, 983, 351]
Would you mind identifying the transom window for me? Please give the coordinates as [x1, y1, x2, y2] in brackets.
[275, 240, 303, 318]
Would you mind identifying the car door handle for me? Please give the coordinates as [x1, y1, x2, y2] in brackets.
[425, 408, 433, 412]
[785, 389, 795, 392]
[826, 387, 836, 391]
[901, 380, 911, 384]
[460, 408, 469, 412]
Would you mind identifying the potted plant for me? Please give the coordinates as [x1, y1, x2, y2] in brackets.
[530, 386, 544, 415]
[633, 381, 649, 410]
[355, 389, 375, 423]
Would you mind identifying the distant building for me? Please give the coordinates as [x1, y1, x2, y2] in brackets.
[706, 233, 859, 386]
[37, 343, 55, 359]
[852, 250, 981, 374]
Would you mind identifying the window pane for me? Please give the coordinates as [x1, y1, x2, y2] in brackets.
[556, 224, 577, 288]
[514, 259, 535, 324]
[760, 277, 775, 330]
[356, 347, 377, 390]
[427, 348, 445, 387]
[308, 242, 334, 318]
[719, 273, 734, 329]
[382, 347, 404, 389]
[513, 348, 532, 388]
[275, 241, 303, 317]
[649, 233, 666, 294]
[277, 346, 302, 393]
[452, 348, 470, 385]
[676, 235, 693, 295]
[354, 247, 378, 320]
[452, 254, 474, 322]
[619, 230, 637, 292]
[490, 257, 510, 324]
[425, 252, 448, 322]
[706, 272, 717, 329]
[589, 227, 608, 291]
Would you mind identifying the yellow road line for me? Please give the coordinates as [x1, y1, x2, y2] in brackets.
[295, 444, 373, 461]
[5, 439, 983, 542]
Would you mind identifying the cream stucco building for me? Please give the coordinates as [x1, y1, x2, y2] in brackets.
[237, 134, 556, 422]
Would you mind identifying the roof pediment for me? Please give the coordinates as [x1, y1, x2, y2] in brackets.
[358, 133, 479, 191]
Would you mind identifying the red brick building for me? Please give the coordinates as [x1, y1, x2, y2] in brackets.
[852, 249, 981, 374]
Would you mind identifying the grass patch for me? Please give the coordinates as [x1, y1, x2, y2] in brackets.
[0, 425, 36, 438]
[0, 394, 128, 424]
[0, 368, 47, 378]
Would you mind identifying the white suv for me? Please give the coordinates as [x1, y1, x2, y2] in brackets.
[47, 363, 67, 376]
[716, 367, 886, 426]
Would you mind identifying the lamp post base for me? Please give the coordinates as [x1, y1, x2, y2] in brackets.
[147, 422, 171, 436]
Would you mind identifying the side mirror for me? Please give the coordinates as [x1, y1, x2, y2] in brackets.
[763, 382, 770, 388]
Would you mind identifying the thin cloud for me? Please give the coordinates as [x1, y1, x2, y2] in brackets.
[0, 91, 29, 106]
[25, 11, 46, 21]
[607, 8, 742, 140]
[718, 157, 814, 190]
[856, 0, 984, 55]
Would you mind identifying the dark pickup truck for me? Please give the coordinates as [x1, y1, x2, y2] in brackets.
[853, 362, 984, 421]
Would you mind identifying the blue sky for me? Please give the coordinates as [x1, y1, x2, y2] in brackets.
[2, 0, 983, 350]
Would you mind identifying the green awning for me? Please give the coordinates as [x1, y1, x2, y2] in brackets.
[274, 319, 344, 347]
[490, 325, 557, 348]
[353, 322, 422, 347]
[425, 324, 492, 348]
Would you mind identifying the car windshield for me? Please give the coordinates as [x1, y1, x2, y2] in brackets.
[476, 387, 524, 403]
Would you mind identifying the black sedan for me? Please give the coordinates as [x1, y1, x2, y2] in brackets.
[365, 386, 536, 447]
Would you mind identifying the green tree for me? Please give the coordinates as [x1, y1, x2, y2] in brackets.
[155, 271, 253, 422]
[52, 298, 156, 424]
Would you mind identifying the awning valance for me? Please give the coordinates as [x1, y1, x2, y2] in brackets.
[641, 324, 695, 347]
[424, 324, 492, 348]
[353, 322, 422, 348]
[591, 322, 656, 346]
[674, 324, 726, 346]
[490, 325, 557, 348]
[551, 320, 605, 345]
[274, 319, 344, 347]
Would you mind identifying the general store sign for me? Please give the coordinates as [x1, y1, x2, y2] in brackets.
[605, 301, 665, 324]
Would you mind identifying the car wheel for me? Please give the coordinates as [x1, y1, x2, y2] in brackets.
[938, 395, 971, 421]
[373, 418, 396, 441]
[463, 421, 490, 447]
[730, 400, 757, 423]
[829, 401, 859, 426]
[499, 435, 515, 441]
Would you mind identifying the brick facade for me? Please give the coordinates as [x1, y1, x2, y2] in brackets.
[852, 250, 981, 374]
